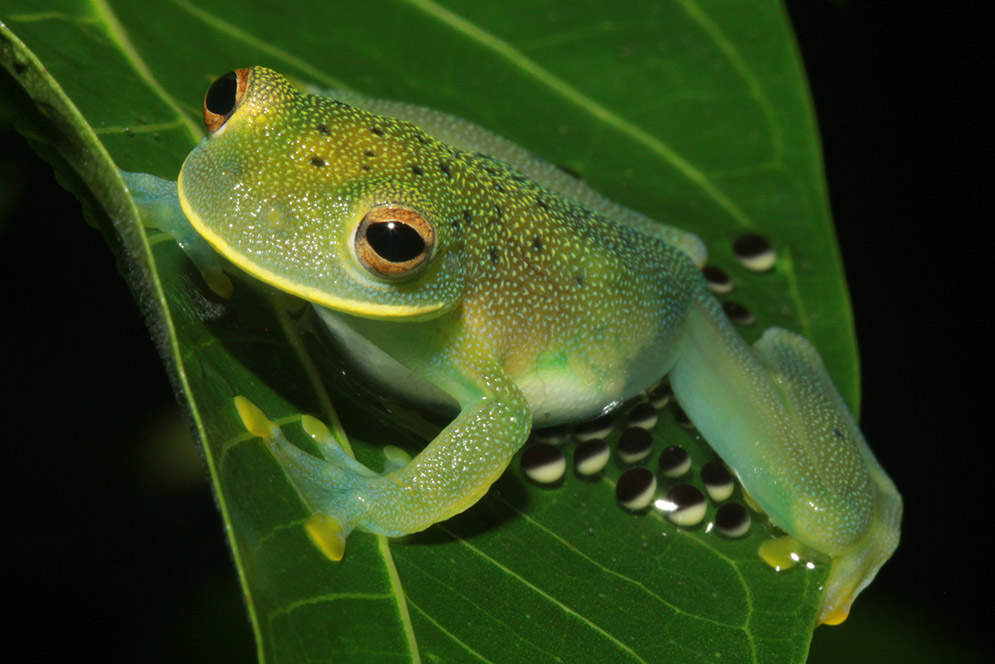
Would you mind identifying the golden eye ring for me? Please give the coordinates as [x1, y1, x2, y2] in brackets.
[203, 68, 250, 134]
[355, 206, 435, 279]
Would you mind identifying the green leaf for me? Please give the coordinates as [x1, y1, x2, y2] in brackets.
[1, 1, 854, 662]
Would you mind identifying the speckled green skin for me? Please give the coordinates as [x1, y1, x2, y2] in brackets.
[128, 67, 900, 625]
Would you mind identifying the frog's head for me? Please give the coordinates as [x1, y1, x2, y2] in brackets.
[178, 67, 464, 320]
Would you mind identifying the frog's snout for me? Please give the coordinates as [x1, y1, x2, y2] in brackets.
[203, 68, 250, 134]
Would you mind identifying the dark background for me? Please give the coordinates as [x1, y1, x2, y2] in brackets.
[1, 1, 987, 661]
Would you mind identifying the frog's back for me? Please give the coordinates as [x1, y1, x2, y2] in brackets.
[446, 149, 701, 421]
[325, 88, 707, 268]
[219, 75, 705, 423]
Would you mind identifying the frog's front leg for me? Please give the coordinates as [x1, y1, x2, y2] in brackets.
[121, 171, 232, 298]
[244, 368, 531, 559]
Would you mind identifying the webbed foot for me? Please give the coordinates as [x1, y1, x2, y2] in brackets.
[234, 378, 531, 556]
[234, 396, 376, 560]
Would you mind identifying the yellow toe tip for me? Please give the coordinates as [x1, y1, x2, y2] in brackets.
[820, 606, 850, 625]
[305, 514, 347, 562]
[234, 396, 275, 439]
[301, 415, 333, 441]
[758, 535, 801, 570]
[203, 267, 234, 299]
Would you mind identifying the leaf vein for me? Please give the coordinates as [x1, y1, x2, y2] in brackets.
[272, 591, 397, 617]
[676, 0, 785, 164]
[406, 597, 494, 664]
[438, 524, 650, 664]
[167, 0, 352, 91]
[381, 537, 422, 664]
[88, 0, 201, 142]
[403, 0, 753, 228]
[94, 119, 187, 135]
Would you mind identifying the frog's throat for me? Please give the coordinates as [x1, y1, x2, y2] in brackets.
[177, 180, 446, 320]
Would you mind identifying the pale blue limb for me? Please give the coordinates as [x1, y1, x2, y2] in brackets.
[121, 170, 232, 297]
[669, 291, 901, 624]
[236, 365, 531, 552]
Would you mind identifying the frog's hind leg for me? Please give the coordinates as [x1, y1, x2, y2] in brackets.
[669, 293, 901, 624]
[817, 489, 902, 624]
[751, 329, 902, 624]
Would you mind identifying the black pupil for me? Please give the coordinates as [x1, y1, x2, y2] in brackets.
[366, 221, 425, 263]
[205, 71, 238, 116]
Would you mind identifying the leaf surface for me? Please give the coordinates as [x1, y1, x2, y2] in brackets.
[1, 1, 852, 661]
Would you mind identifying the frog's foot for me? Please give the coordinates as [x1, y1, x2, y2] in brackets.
[234, 397, 377, 561]
[121, 171, 233, 299]
[816, 487, 902, 625]
[757, 487, 902, 626]
[236, 377, 532, 553]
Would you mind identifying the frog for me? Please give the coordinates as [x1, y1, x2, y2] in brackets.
[123, 66, 901, 626]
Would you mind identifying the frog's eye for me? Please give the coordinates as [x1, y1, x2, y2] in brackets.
[203, 69, 249, 134]
[355, 206, 435, 279]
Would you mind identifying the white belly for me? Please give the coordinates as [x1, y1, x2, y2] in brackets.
[317, 307, 647, 426]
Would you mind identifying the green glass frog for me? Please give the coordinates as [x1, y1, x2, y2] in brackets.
[125, 67, 900, 625]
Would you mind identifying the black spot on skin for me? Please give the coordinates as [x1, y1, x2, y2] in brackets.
[415, 133, 431, 145]
[365, 150, 376, 158]
[361, 165, 371, 172]
[535, 196, 549, 211]
[463, 210, 473, 225]
[411, 165, 425, 176]
[532, 236, 544, 252]
[371, 126, 385, 137]
[310, 156, 326, 167]
[489, 247, 500, 263]
[832, 427, 844, 439]
[316, 124, 330, 135]
[574, 274, 585, 286]
[439, 162, 452, 177]
[493, 206, 503, 220]
[511, 173, 527, 182]
[494, 183, 506, 193]
[483, 165, 499, 176]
